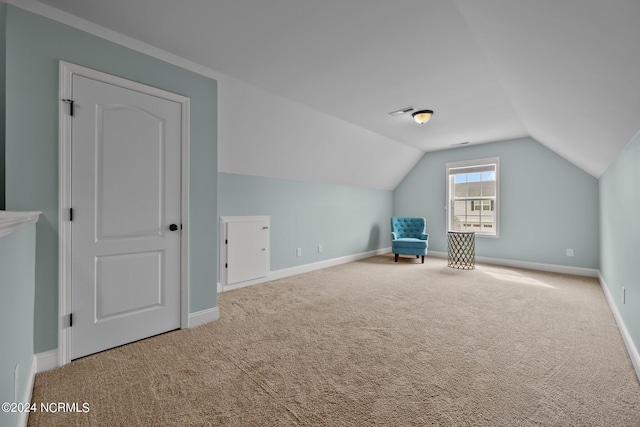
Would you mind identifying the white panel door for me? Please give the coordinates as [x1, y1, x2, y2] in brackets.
[71, 74, 182, 359]
[227, 220, 268, 285]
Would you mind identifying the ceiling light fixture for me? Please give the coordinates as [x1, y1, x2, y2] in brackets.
[412, 109, 434, 124]
[388, 106, 415, 116]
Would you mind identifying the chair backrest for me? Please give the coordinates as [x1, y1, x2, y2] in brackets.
[391, 217, 426, 239]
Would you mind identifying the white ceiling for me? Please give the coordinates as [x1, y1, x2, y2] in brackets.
[27, 0, 640, 179]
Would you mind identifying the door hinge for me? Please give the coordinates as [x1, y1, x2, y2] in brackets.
[61, 99, 74, 116]
[69, 313, 73, 327]
[69, 208, 73, 221]
[225, 263, 228, 268]
[225, 239, 228, 244]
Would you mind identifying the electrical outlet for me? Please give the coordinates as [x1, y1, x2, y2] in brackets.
[566, 248, 574, 257]
[318, 245, 323, 253]
[296, 248, 302, 257]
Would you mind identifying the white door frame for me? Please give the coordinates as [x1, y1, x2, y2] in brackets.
[58, 61, 191, 366]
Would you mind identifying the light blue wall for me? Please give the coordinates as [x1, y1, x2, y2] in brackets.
[600, 130, 640, 359]
[219, 173, 392, 271]
[0, 224, 36, 427]
[0, 5, 6, 210]
[394, 137, 599, 269]
[3, 5, 218, 353]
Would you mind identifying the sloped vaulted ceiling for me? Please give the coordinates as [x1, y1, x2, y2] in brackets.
[20, 0, 640, 187]
[455, 0, 640, 178]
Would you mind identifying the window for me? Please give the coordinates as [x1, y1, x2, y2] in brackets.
[472, 200, 493, 211]
[446, 157, 499, 237]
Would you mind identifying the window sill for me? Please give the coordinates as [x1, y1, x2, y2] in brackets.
[476, 233, 499, 238]
[447, 230, 499, 238]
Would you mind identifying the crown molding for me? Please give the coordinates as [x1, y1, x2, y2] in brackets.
[3, 0, 221, 80]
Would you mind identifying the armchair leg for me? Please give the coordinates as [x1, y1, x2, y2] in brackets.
[395, 254, 398, 262]
[421, 256, 425, 264]
[416, 255, 419, 259]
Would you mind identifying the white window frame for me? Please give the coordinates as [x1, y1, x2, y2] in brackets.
[445, 157, 500, 238]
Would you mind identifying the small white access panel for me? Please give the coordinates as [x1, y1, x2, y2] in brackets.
[221, 216, 270, 289]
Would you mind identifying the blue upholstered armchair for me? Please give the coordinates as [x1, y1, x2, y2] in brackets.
[391, 217, 429, 263]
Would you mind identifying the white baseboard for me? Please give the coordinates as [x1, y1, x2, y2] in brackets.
[188, 306, 220, 328]
[35, 349, 59, 373]
[221, 276, 275, 293]
[428, 251, 599, 277]
[217, 282, 222, 294]
[220, 247, 392, 293]
[18, 355, 37, 427]
[599, 273, 640, 383]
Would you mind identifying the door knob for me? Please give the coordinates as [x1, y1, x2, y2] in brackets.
[169, 224, 179, 231]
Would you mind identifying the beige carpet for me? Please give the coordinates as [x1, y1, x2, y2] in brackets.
[29, 255, 640, 426]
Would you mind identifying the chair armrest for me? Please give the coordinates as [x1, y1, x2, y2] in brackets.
[421, 233, 429, 240]
[391, 232, 398, 240]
